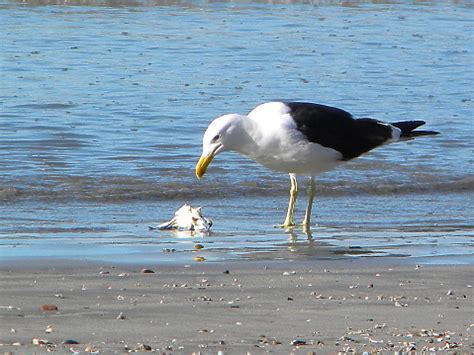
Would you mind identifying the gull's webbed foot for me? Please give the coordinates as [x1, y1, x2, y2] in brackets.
[302, 222, 312, 237]
[274, 221, 296, 229]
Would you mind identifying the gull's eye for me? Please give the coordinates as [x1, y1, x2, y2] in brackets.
[211, 134, 221, 142]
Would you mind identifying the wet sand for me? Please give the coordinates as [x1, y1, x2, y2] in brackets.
[0, 259, 472, 353]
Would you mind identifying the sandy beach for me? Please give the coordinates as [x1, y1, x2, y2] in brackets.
[0, 259, 472, 353]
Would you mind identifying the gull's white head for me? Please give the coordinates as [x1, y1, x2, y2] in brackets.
[196, 114, 245, 179]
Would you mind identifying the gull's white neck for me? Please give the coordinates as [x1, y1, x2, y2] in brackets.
[226, 113, 293, 168]
[225, 115, 261, 158]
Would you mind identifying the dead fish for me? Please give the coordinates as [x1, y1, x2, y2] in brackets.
[150, 204, 212, 233]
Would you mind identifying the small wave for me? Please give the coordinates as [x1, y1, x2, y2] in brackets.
[12, 103, 76, 110]
[0, 226, 109, 234]
[1, 175, 473, 203]
[0, 188, 22, 201]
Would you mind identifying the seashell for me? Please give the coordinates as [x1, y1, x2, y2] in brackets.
[84, 344, 96, 352]
[116, 312, 126, 320]
[135, 343, 152, 351]
[32, 338, 53, 346]
[150, 204, 212, 233]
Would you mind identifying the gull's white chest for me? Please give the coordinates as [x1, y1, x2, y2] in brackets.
[246, 109, 342, 174]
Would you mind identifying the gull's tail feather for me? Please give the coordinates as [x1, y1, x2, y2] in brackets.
[392, 120, 440, 138]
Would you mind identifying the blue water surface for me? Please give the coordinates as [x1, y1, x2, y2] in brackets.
[0, 0, 473, 264]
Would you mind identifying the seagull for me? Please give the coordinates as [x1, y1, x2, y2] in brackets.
[195, 101, 439, 234]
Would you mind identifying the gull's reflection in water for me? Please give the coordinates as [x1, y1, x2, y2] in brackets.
[281, 229, 377, 261]
[286, 228, 313, 242]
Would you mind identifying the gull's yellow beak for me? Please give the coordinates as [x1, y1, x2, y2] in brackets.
[195, 153, 215, 179]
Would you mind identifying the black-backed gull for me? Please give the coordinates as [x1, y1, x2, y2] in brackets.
[196, 101, 439, 234]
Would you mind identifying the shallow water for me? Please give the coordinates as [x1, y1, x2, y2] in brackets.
[0, 0, 473, 264]
[1, 194, 473, 265]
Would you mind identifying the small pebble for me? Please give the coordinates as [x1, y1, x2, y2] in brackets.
[40, 304, 58, 312]
[291, 339, 306, 346]
[194, 244, 204, 250]
[141, 268, 155, 274]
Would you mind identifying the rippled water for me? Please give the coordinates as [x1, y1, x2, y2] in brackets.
[1, 0, 473, 264]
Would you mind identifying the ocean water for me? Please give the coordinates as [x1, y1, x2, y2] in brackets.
[0, 0, 473, 265]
